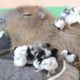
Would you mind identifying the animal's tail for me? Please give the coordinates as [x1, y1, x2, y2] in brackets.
[48, 60, 66, 80]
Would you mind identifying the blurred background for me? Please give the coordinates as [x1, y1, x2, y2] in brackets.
[0, 0, 79, 17]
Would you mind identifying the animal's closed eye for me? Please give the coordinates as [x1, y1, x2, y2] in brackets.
[23, 12, 32, 16]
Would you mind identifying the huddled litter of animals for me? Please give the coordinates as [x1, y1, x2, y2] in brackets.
[0, 6, 80, 80]
[54, 6, 80, 30]
[12, 42, 79, 79]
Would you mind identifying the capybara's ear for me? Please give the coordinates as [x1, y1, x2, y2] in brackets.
[37, 11, 46, 20]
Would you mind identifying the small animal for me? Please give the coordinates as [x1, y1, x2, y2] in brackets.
[33, 46, 58, 72]
[34, 43, 52, 62]
[35, 48, 46, 63]
[60, 6, 80, 17]
[13, 45, 28, 67]
[70, 6, 80, 15]
[61, 8, 70, 18]
[48, 60, 66, 80]
[65, 14, 80, 27]
[40, 57, 58, 77]
[13, 45, 28, 57]
[32, 43, 52, 70]
[51, 48, 58, 59]
[54, 17, 65, 30]
[55, 7, 80, 29]
[13, 45, 35, 67]
[13, 45, 35, 60]
[61, 49, 79, 64]
[33, 57, 58, 77]
[39, 43, 51, 49]
[26, 45, 35, 60]
[33, 48, 52, 65]
[35, 45, 58, 64]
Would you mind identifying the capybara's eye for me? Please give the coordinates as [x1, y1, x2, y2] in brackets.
[23, 12, 32, 16]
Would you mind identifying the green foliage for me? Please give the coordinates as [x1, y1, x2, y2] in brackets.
[0, 7, 65, 17]
[45, 7, 65, 17]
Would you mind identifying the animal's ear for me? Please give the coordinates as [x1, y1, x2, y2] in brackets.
[64, 8, 68, 11]
[51, 48, 58, 58]
[41, 43, 51, 49]
[37, 11, 46, 20]
[13, 46, 17, 51]
[45, 43, 51, 47]
[51, 48, 58, 53]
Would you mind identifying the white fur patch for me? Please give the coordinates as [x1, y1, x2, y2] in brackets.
[14, 55, 27, 67]
[33, 59, 40, 70]
[65, 54, 76, 63]
[54, 18, 65, 30]
[14, 45, 28, 57]
[61, 49, 68, 55]
[70, 6, 80, 15]
[65, 14, 80, 25]
[48, 60, 66, 80]
[40, 57, 58, 72]
[61, 50, 76, 63]
[44, 48, 51, 57]
[13, 45, 28, 67]
[0, 30, 5, 38]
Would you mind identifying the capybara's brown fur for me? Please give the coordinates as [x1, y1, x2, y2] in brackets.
[4, 6, 55, 47]
[2, 6, 80, 72]
[4, 6, 80, 56]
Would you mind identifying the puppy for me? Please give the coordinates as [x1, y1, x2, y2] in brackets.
[54, 17, 65, 31]
[61, 8, 70, 18]
[33, 45, 58, 74]
[13, 45, 35, 67]
[70, 6, 80, 15]
[13, 45, 28, 67]
[64, 14, 80, 27]
[40, 57, 58, 77]
[60, 49, 79, 64]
